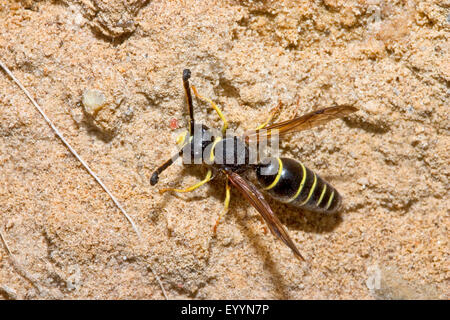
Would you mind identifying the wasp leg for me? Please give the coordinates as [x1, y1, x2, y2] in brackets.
[254, 100, 282, 130]
[159, 169, 213, 194]
[191, 85, 228, 135]
[213, 179, 231, 233]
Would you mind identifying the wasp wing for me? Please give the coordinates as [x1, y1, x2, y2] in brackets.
[226, 171, 305, 261]
[245, 105, 357, 141]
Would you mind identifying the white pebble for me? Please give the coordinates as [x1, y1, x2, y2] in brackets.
[82, 89, 106, 116]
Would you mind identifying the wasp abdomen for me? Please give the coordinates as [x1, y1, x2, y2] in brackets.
[256, 157, 341, 214]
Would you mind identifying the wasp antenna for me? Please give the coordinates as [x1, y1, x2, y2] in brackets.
[182, 69, 195, 134]
[150, 150, 184, 186]
[182, 69, 191, 81]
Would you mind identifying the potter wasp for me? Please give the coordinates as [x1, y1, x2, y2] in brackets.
[151, 69, 357, 260]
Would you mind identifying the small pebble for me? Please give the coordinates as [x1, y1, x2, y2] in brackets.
[82, 89, 106, 116]
[357, 177, 369, 186]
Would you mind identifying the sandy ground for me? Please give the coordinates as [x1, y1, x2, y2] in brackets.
[0, 0, 448, 299]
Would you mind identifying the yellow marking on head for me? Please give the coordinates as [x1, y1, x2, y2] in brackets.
[176, 131, 188, 145]
[300, 172, 317, 206]
[264, 158, 283, 191]
[325, 191, 335, 210]
[209, 137, 222, 162]
[288, 162, 307, 203]
[316, 184, 327, 206]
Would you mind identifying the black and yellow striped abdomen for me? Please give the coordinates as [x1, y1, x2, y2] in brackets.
[256, 157, 341, 214]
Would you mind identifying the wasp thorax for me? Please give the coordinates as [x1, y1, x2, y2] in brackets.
[211, 137, 250, 172]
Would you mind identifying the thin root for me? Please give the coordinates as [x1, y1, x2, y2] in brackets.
[149, 265, 168, 300]
[0, 60, 141, 240]
[0, 227, 45, 295]
[0, 60, 171, 299]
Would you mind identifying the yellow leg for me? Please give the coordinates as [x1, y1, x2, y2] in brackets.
[175, 130, 189, 146]
[159, 169, 212, 194]
[213, 180, 231, 233]
[191, 85, 228, 134]
[255, 100, 282, 130]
